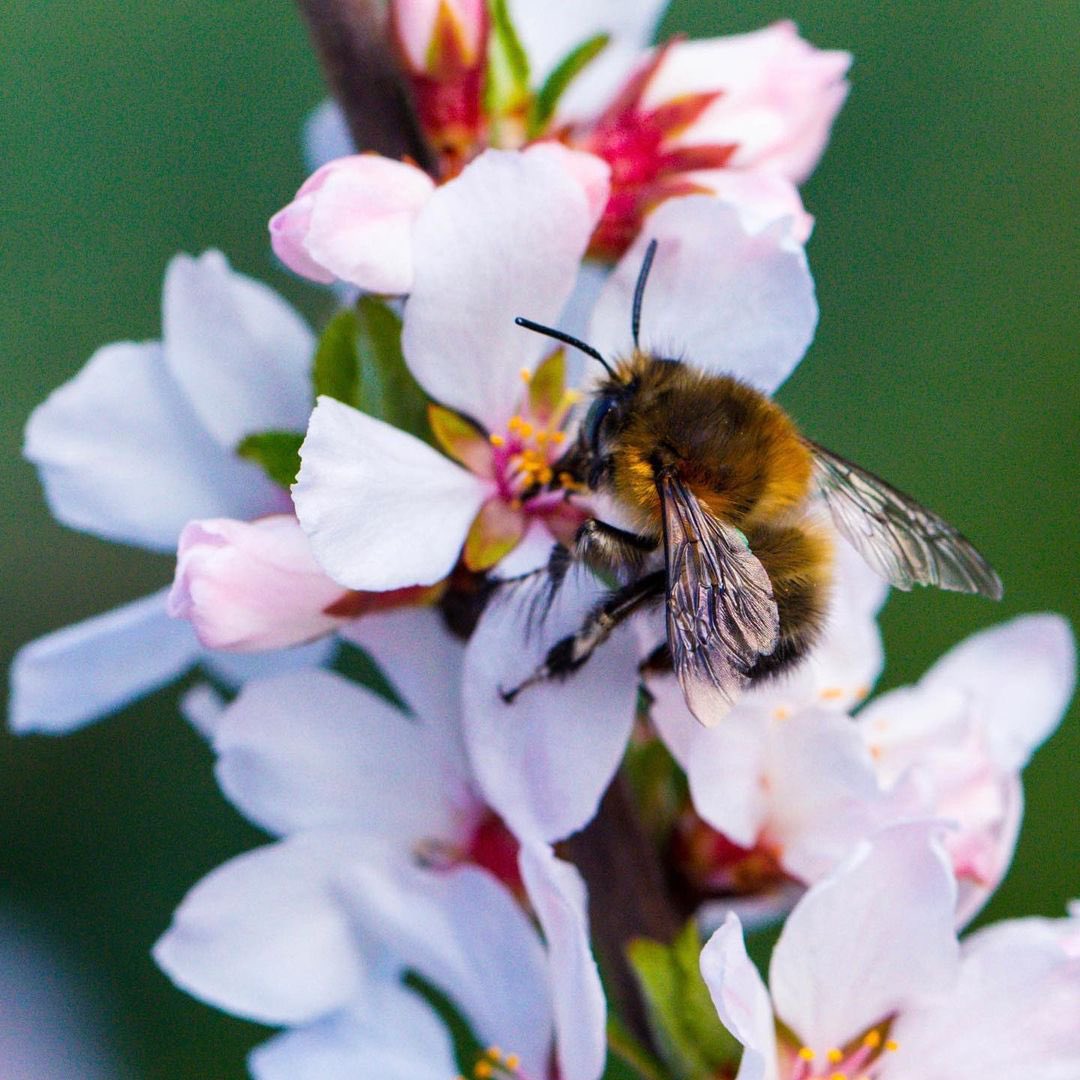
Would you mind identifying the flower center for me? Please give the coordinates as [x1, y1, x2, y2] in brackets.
[460, 1045, 527, 1079]
[787, 1029, 900, 1080]
[413, 811, 524, 899]
[488, 367, 582, 505]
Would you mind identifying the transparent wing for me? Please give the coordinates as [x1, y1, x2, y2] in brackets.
[658, 471, 780, 726]
[808, 441, 1003, 599]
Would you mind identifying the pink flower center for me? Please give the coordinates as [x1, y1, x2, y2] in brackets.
[785, 1029, 900, 1080]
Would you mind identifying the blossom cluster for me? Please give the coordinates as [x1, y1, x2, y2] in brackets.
[12, 1, 1078, 1078]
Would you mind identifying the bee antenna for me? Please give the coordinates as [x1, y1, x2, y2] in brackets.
[631, 238, 658, 349]
[513, 317, 616, 378]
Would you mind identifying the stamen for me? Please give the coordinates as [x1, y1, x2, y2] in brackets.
[820, 687, 844, 700]
[885, 1040, 899, 1053]
[862, 1031, 881, 1051]
[798, 1048, 816, 1062]
[489, 433, 506, 447]
[474, 1061, 493, 1078]
[827, 1049, 844, 1064]
[519, 367, 532, 382]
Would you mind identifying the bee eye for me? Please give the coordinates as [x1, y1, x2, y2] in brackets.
[583, 395, 618, 453]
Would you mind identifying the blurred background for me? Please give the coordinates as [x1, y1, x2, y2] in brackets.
[2, 1, 1077, 1075]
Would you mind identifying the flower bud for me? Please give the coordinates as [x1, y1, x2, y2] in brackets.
[390, 0, 487, 76]
[269, 155, 435, 293]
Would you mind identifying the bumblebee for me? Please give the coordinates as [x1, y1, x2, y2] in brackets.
[501, 240, 1002, 726]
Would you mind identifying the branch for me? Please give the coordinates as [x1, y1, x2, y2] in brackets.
[294, 0, 437, 173]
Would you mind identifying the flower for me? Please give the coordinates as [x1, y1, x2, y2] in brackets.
[292, 145, 608, 589]
[700, 823, 1080, 1080]
[461, 194, 819, 843]
[10, 252, 328, 733]
[153, 606, 606, 1079]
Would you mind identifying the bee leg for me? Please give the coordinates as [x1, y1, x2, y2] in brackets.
[574, 518, 658, 577]
[499, 570, 666, 703]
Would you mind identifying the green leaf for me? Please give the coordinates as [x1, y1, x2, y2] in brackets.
[627, 921, 742, 1080]
[311, 298, 434, 446]
[353, 295, 433, 445]
[484, 0, 531, 120]
[312, 307, 362, 407]
[527, 32, 610, 137]
[605, 1015, 670, 1080]
[235, 429, 304, 489]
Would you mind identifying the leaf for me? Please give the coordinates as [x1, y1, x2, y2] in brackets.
[484, 0, 531, 119]
[354, 295, 434, 445]
[235, 430, 304, 489]
[402, 970, 484, 1074]
[627, 921, 742, 1079]
[528, 32, 610, 137]
[605, 1015, 670, 1080]
[312, 307, 362, 407]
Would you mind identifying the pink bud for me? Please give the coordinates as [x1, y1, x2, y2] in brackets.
[269, 155, 436, 294]
[391, 0, 487, 75]
[524, 142, 612, 224]
[168, 515, 352, 651]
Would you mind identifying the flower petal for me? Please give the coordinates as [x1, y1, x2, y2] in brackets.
[519, 843, 606, 1080]
[24, 342, 281, 551]
[589, 196, 816, 395]
[463, 569, 641, 842]
[699, 913, 779, 1080]
[249, 982, 455, 1080]
[169, 515, 349, 651]
[9, 589, 199, 733]
[769, 823, 958, 1054]
[883, 915, 1080, 1080]
[162, 251, 315, 447]
[919, 613, 1076, 771]
[402, 147, 600, 429]
[303, 100, 354, 173]
[688, 171, 814, 244]
[212, 669, 473, 843]
[293, 396, 489, 590]
[153, 834, 366, 1026]
[342, 858, 554, 1077]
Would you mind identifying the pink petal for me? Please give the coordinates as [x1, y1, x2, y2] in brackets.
[270, 156, 436, 293]
[169, 515, 350, 651]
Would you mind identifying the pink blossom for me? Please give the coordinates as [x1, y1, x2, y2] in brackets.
[269, 155, 435, 293]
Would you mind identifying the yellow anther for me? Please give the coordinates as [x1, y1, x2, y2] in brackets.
[829, 1073, 848, 1080]
[517, 421, 533, 438]
[773, 706, 791, 720]
[550, 430, 567, 444]
[504, 1054, 520, 1070]
[474, 1062, 493, 1078]
[862, 1031, 881, 1050]
[486, 1046, 503, 1059]
[535, 430, 549, 445]
[885, 1040, 899, 1053]
[827, 1048, 844, 1063]
[489, 433, 506, 447]
[820, 686, 844, 700]
[538, 467, 554, 485]
[519, 367, 532, 383]
[798, 1047, 816, 1061]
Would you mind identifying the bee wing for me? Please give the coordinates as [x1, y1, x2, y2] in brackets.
[807, 441, 1003, 599]
[658, 471, 781, 726]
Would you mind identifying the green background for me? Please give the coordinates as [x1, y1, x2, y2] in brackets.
[2, 1, 1076, 1074]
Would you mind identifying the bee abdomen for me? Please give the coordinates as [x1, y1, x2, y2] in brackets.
[745, 521, 832, 682]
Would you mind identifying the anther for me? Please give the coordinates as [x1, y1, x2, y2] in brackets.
[474, 1061, 493, 1078]
[490, 433, 506, 447]
[798, 1048, 816, 1062]
[862, 1031, 881, 1050]
[827, 1048, 844, 1063]
[519, 367, 531, 382]
[504, 1054, 520, 1070]
[885, 1040, 899, 1053]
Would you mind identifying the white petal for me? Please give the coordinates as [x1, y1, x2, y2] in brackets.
[884, 917, 1080, 1080]
[162, 251, 315, 447]
[201, 636, 338, 686]
[9, 589, 199, 733]
[153, 835, 366, 1026]
[463, 568, 640, 842]
[342, 858, 554, 1078]
[684, 709, 772, 848]
[213, 669, 472, 843]
[293, 396, 489, 590]
[250, 981, 455, 1080]
[519, 843, 606, 1080]
[769, 823, 958, 1053]
[589, 197, 817, 395]
[402, 148, 598, 429]
[490, 520, 559, 580]
[179, 682, 227, 741]
[699, 913, 779, 1080]
[510, 0, 665, 117]
[24, 342, 281, 551]
[920, 613, 1076, 771]
[645, 667, 702, 771]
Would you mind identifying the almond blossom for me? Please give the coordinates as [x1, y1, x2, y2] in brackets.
[700, 824, 1080, 1080]
[10, 252, 332, 733]
[153, 606, 606, 1079]
[281, 2, 847, 289]
[292, 145, 609, 589]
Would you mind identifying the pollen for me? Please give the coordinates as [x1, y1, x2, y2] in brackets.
[820, 686, 844, 701]
[474, 1061, 493, 1078]
[519, 367, 532, 382]
[862, 1031, 881, 1050]
[827, 1048, 844, 1063]
[798, 1047, 816, 1062]
[489, 433, 506, 447]
[885, 1040, 899, 1053]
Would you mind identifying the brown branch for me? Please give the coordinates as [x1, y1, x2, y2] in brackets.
[564, 773, 681, 1050]
[294, 0, 437, 173]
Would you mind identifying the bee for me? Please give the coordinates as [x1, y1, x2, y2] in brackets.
[500, 239, 1003, 726]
